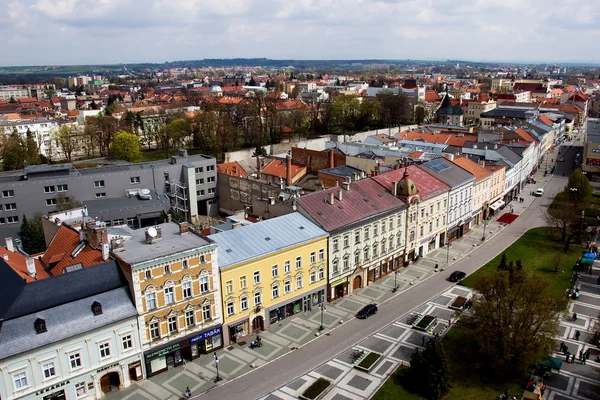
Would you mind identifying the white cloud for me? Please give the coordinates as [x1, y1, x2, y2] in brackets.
[1, 0, 599, 65]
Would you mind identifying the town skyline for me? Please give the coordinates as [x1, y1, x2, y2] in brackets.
[2, 0, 600, 66]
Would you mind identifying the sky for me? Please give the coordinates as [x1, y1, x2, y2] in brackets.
[2, 0, 600, 66]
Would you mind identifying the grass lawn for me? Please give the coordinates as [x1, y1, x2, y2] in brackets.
[371, 367, 425, 400]
[460, 227, 581, 296]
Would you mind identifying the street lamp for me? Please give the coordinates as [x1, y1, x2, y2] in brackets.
[213, 353, 222, 383]
[318, 302, 327, 331]
[446, 242, 450, 263]
[392, 270, 399, 293]
[482, 214, 488, 241]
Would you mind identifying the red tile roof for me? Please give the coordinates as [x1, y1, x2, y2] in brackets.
[373, 165, 450, 200]
[0, 246, 49, 282]
[18, 97, 38, 104]
[217, 161, 248, 177]
[451, 157, 491, 182]
[297, 178, 406, 232]
[41, 225, 104, 275]
[261, 159, 305, 179]
[514, 128, 538, 143]
[538, 115, 553, 127]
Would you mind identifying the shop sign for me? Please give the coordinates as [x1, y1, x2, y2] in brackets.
[329, 277, 347, 287]
[420, 234, 435, 245]
[190, 326, 222, 344]
[592, 146, 600, 153]
[96, 362, 120, 373]
[145, 343, 181, 360]
[36, 381, 69, 395]
[43, 391, 65, 400]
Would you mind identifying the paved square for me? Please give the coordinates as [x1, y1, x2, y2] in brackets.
[432, 295, 452, 306]
[376, 360, 394, 375]
[361, 288, 384, 299]
[315, 364, 345, 380]
[359, 336, 394, 354]
[279, 324, 311, 341]
[577, 380, 600, 398]
[264, 394, 286, 400]
[577, 294, 600, 306]
[405, 331, 430, 346]
[347, 375, 373, 391]
[338, 299, 364, 312]
[450, 287, 470, 297]
[330, 394, 354, 400]
[572, 304, 599, 317]
[545, 373, 569, 391]
[334, 349, 356, 365]
[429, 306, 454, 320]
[390, 345, 416, 362]
[286, 378, 307, 391]
[380, 324, 406, 339]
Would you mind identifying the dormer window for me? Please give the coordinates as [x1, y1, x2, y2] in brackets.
[92, 301, 103, 316]
[35, 318, 47, 334]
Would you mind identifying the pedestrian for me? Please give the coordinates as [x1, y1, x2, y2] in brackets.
[597, 276, 600, 285]
[566, 352, 571, 362]
[575, 330, 581, 341]
[585, 348, 591, 359]
[422, 335, 426, 346]
[579, 350, 584, 363]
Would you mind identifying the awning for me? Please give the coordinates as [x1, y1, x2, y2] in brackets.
[489, 200, 505, 211]
[584, 253, 596, 259]
[541, 356, 563, 371]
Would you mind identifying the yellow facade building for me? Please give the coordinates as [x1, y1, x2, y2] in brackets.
[209, 213, 328, 345]
[112, 222, 222, 377]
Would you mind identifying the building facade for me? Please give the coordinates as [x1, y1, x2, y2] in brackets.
[297, 178, 407, 301]
[111, 222, 222, 377]
[209, 213, 328, 345]
[451, 157, 492, 225]
[0, 261, 142, 400]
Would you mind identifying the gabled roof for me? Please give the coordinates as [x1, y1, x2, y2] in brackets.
[419, 157, 475, 188]
[0, 259, 127, 320]
[373, 164, 450, 200]
[209, 213, 328, 268]
[538, 115, 553, 127]
[0, 246, 48, 282]
[451, 156, 491, 182]
[41, 225, 105, 275]
[261, 159, 305, 179]
[514, 128, 538, 143]
[297, 178, 406, 233]
[437, 94, 464, 116]
[217, 161, 248, 177]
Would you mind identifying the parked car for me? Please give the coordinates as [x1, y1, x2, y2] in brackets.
[559, 157, 564, 162]
[449, 270, 466, 282]
[534, 188, 544, 197]
[356, 304, 378, 319]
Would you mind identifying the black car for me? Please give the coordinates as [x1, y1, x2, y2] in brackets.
[449, 270, 466, 282]
[356, 304, 378, 319]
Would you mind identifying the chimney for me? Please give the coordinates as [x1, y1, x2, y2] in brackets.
[337, 189, 343, 201]
[342, 181, 350, 191]
[392, 181, 398, 196]
[102, 243, 109, 261]
[2, 254, 8, 261]
[329, 191, 335, 205]
[26, 257, 36, 279]
[85, 222, 108, 250]
[328, 149, 335, 169]
[5, 237, 14, 253]
[79, 229, 87, 242]
[179, 221, 189, 235]
[286, 154, 292, 186]
[480, 160, 486, 167]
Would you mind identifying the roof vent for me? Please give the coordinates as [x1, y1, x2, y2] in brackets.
[265, 237, 271, 241]
[299, 226, 305, 230]
[34, 318, 47, 334]
[317, 211, 323, 216]
[225, 249, 233, 253]
[92, 301, 102, 316]
[364, 198, 369, 202]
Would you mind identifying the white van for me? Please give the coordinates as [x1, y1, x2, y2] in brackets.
[534, 188, 544, 197]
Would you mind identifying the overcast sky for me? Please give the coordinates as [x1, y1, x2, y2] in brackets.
[2, 0, 599, 66]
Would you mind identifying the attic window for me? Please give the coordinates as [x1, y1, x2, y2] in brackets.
[92, 301, 103, 316]
[265, 237, 271, 241]
[225, 249, 233, 253]
[338, 205, 343, 209]
[34, 318, 47, 334]
[377, 194, 383, 197]
[317, 212, 323, 216]
[364, 198, 369, 202]
[299, 226, 305, 230]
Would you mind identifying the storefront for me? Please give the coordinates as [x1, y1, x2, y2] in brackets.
[144, 326, 223, 377]
[367, 254, 403, 283]
[227, 318, 250, 345]
[447, 225, 460, 242]
[267, 285, 326, 328]
[489, 199, 505, 216]
[329, 276, 349, 301]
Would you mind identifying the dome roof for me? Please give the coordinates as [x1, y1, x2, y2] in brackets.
[398, 168, 419, 197]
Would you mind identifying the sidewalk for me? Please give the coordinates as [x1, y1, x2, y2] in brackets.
[103, 219, 510, 400]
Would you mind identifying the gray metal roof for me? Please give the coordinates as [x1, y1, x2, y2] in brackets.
[0, 260, 128, 320]
[0, 286, 137, 360]
[318, 165, 363, 178]
[419, 158, 475, 188]
[209, 213, 328, 269]
[111, 223, 214, 266]
[83, 190, 169, 214]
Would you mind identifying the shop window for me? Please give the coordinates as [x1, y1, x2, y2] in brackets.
[186, 310, 195, 326]
[168, 315, 177, 333]
[122, 334, 133, 350]
[150, 322, 160, 340]
[202, 304, 211, 320]
[75, 382, 87, 398]
[240, 297, 248, 311]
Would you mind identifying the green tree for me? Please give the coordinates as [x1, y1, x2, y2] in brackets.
[459, 270, 563, 381]
[248, 77, 257, 86]
[497, 252, 507, 270]
[415, 106, 426, 124]
[405, 339, 451, 400]
[19, 213, 46, 254]
[109, 130, 142, 163]
[25, 129, 40, 165]
[166, 118, 190, 149]
[52, 125, 79, 161]
[1, 130, 27, 171]
[54, 192, 82, 212]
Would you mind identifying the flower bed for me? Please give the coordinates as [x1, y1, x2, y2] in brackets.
[354, 352, 382, 372]
[299, 378, 331, 400]
[413, 315, 437, 331]
[449, 296, 467, 310]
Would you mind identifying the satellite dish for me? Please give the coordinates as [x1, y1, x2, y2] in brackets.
[147, 227, 157, 238]
[116, 239, 122, 245]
